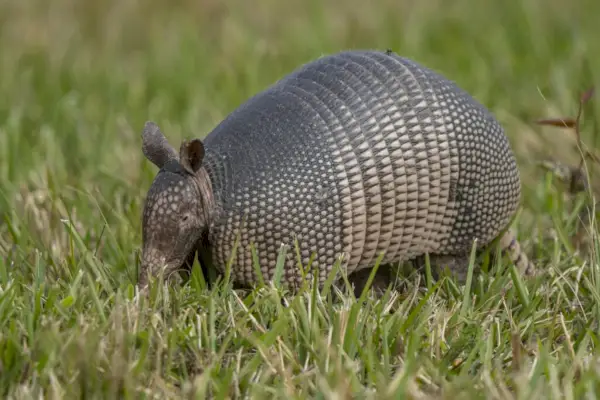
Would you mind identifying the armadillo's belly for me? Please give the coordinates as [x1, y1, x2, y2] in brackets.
[203, 50, 521, 288]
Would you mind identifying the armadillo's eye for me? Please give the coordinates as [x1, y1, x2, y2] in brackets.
[182, 214, 190, 223]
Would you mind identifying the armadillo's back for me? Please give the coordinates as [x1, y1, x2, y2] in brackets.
[202, 50, 521, 288]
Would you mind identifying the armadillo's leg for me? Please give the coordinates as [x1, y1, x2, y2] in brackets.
[180, 249, 197, 279]
[344, 265, 394, 298]
[414, 253, 473, 283]
[496, 229, 536, 277]
[172, 247, 202, 285]
[413, 229, 536, 282]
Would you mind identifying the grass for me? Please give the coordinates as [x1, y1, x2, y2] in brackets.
[2, 0, 600, 397]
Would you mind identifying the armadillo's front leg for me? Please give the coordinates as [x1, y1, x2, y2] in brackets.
[413, 253, 473, 284]
[173, 245, 203, 284]
[344, 265, 394, 298]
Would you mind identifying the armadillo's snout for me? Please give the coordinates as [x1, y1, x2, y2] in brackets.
[138, 247, 168, 289]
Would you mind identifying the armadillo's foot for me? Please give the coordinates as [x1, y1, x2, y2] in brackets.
[497, 229, 537, 277]
[345, 264, 395, 298]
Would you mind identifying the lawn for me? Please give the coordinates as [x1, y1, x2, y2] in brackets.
[2, 0, 600, 398]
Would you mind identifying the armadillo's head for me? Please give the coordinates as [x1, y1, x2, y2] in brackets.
[138, 121, 213, 290]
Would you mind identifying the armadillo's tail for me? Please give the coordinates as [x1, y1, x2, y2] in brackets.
[497, 229, 536, 277]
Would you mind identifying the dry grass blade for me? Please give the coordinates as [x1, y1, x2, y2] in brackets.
[535, 118, 577, 129]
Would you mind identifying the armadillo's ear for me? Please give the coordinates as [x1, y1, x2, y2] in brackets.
[141, 121, 178, 169]
[179, 139, 205, 174]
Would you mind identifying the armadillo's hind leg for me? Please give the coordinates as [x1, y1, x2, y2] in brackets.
[410, 229, 536, 284]
[497, 229, 536, 277]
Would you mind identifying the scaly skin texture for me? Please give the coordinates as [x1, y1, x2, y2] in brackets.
[138, 49, 535, 293]
[138, 123, 214, 288]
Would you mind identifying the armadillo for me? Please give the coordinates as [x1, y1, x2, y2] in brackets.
[138, 49, 535, 292]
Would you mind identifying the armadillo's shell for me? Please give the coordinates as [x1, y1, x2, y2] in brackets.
[202, 50, 521, 287]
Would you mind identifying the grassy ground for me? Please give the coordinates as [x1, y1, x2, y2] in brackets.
[2, 0, 600, 397]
